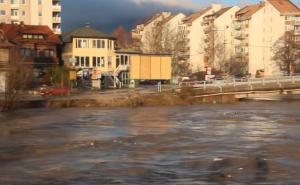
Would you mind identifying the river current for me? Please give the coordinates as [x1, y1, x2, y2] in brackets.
[0, 101, 299, 185]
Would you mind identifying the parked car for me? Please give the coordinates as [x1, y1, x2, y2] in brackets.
[40, 86, 69, 96]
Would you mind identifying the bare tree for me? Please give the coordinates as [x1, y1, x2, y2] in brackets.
[1, 59, 33, 112]
[229, 55, 248, 77]
[272, 31, 300, 75]
[141, 21, 190, 77]
[112, 26, 130, 49]
[204, 24, 228, 73]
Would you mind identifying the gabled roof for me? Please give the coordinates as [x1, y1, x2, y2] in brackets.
[203, 7, 232, 20]
[0, 23, 61, 44]
[236, 3, 265, 20]
[183, 7, 212, 24]
[63, 26, 115, 43]
[215, 7, 232, 18]
[267, 0, 300, 15]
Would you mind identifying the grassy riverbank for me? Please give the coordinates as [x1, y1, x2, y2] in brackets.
[0, 88, 238, 110]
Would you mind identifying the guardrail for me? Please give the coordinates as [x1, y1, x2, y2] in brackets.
[179, 75, 300, 90]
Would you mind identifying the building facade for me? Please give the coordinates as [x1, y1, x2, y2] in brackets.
[0, 23, 61, 69]
[202, 6, 240, 71]
[233, 0, 300, 76]
[180, 4, 222, 73]
[131, 12, 185, 53]
[0, 0, 61, 34]
[62, 26, 124, 88]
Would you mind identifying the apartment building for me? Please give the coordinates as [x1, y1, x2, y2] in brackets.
[0, 0, 61, 34]
[202, 6, 240, 71]
[233, 0, 300, 76]
[180, 4, 222, 73]
[131, 12, 185, 53]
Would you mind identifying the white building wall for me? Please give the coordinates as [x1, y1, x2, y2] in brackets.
[248, 10, 265, 76]
[248, 2, 285, 76]
[0, 0, 61, 34]
[214, 6, 240, 70]
[188, 4, 222, 73]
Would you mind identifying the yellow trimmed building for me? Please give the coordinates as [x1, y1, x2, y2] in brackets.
[62, 26, 172, 89]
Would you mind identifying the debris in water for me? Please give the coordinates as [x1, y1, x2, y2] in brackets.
[213, 157, 223, 161]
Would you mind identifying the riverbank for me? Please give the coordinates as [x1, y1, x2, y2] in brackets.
[2, 87, 300, 110]
[0, 89, 238, 110]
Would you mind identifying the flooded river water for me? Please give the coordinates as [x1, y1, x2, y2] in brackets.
[0, 101, 300, 185]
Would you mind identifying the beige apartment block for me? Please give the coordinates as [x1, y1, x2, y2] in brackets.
[132, 12, 171, 51]
[0, 0, 61, 34]
[180, 4, 222, 73]
[131, 12, 185, 53]
[202, 6, 240, 71]
[234, 0, 300, 77]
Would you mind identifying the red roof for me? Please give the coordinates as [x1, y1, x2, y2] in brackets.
[267, 0, 300, 15]
[236, 3, 265, 20]
[0, 24, 61, 45]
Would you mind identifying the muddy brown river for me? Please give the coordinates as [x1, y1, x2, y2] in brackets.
[0, 101, 299, 185]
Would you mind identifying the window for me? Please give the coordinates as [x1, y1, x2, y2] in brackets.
[102, 40, 105, 48]
[38, 11, 42, 16]
[75, 56, 79, 66]
[92, 57, 102, 67]
[108, 56, 112, 68]
[80, 57, 85, 67]
[0, 10, 5, 16]
[21, 11, 25, 16]
[44, 49, 54, 57]
[38, 0, 42, 5]
[20, 48, 31, 57]
[92, 57, 97, 67]
[92, 40, 102, 48]
[10, 0, 17, 4]
[79, 56, 90, 67]
[92, 40, 97, 48]
[21, 0, 25, 4]
[85, 56, 90, 67]
[76, 39, 89, 48]
[11, 9, 18, 16]
[101, 57, 105, 67]
[0, 0, 5, 3]
[35, 49, 41, 57]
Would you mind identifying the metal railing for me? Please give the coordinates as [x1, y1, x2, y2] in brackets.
[179, 75, 300, 90]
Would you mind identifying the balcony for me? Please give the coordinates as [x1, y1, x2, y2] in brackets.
[236, 42, 249, 48]
[235, 51, 249, 58]
[293, 30, 300, 35]
[234, 33, 248, 40]
[52, 5, 61, 12]
[52, 16, 61, 23]
[203, 27, 211, 34]
[53, 28, 61, 34]
[233, 23, 241, 30]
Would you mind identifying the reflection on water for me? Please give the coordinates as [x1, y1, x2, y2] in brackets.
[0, 101, 300, 185]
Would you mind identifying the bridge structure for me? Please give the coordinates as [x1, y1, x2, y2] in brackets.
[178, 76, 300, 99]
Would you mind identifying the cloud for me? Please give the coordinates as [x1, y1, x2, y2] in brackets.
[61, 0, 196, 33]
[129, 0, 201, 9]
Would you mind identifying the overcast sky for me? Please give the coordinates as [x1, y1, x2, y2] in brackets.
[61, 0, 300, 34]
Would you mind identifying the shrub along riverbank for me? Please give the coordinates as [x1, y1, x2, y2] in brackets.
[0, 88, 238, 110]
